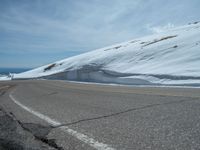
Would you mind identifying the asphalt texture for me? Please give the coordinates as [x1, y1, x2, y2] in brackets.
[0, 80, 200, 150]
[0, 106, 57, 150]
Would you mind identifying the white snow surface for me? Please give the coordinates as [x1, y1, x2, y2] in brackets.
[0, 76, 11, 81]
[2, 23, 200, 85]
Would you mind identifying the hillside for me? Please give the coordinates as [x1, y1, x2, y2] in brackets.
[3, 22, 200, 86]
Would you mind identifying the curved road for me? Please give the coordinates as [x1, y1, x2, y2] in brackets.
[1, 80, 200, 150]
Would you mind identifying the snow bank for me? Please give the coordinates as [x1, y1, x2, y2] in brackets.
[0, 76, 11, 81]
[6, 22, 200, 86]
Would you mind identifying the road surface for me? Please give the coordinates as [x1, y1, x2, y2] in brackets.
[1, 80, 200, 150]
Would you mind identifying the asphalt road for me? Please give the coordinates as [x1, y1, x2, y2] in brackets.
[1, 80, 200, 150]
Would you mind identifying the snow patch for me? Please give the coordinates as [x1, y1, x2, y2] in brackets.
[4, 22, 200, 86]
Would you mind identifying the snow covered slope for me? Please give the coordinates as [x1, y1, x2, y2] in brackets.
[0, 74, 10, 81]
[4, 22, 200, 85]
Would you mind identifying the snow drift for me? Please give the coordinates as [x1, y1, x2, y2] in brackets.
[2, 22, 200, 86]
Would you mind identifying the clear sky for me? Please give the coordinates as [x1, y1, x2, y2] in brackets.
[0, 0, 200, 68]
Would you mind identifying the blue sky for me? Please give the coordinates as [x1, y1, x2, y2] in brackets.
[0, 0, 200, 68]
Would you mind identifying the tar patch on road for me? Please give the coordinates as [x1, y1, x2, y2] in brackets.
[20, 123, 64, 150]
[0, 107, 63, 150]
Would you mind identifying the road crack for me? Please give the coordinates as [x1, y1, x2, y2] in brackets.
[53, 98, 195, 128]
[0, 107, 63, 150]
[18, 122, 64, 150]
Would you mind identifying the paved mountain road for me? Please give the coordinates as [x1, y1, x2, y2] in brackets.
[1, 80, 200, 150]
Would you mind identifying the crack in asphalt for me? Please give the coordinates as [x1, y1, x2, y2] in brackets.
[9, 111, 64, 150]
[0, 91, 6, 96]
[52, 98, 195, 128]
[18, 122, 64, 150]
[0, 107, 61, 150]
[0, 85, 63, 150]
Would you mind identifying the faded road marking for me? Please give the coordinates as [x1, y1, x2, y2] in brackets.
[9, 93, 115, 150]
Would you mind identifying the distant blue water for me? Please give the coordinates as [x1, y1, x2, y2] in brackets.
[0, 68, 31, 75]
